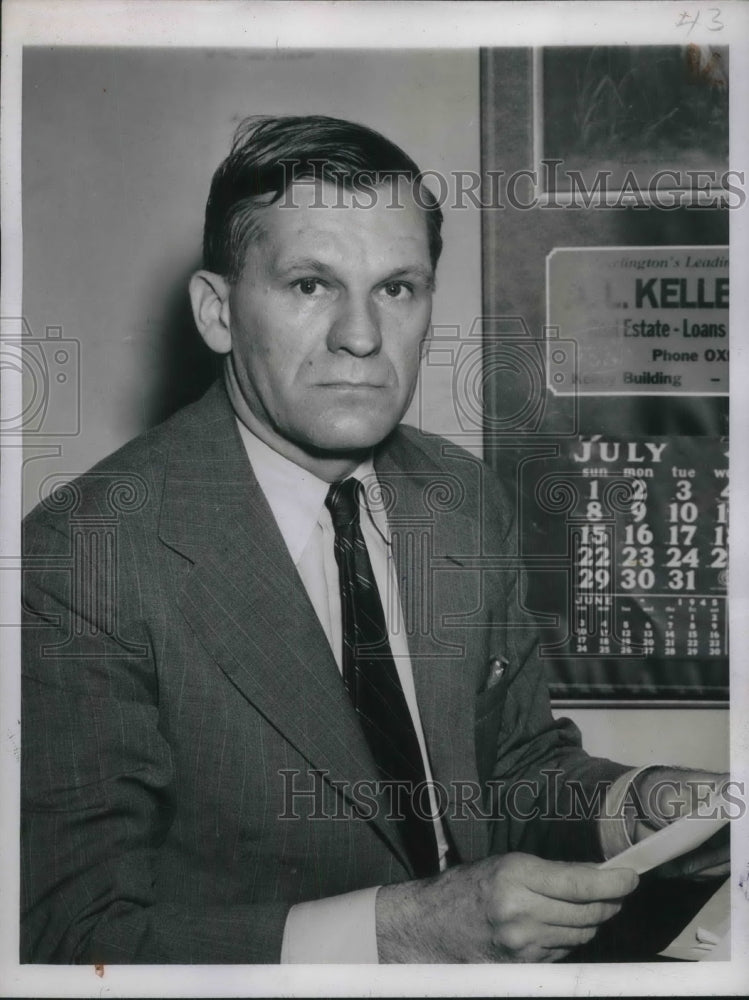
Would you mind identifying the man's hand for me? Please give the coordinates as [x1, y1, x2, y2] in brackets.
[375, 853, 638, 963]
[632, 768, 731, 880]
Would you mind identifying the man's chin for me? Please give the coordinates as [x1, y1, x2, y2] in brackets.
[296, 420, 400, 458]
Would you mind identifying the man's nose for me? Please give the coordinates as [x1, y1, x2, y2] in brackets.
[326, 295, 382, 356]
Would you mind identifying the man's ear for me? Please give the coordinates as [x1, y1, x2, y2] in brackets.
[189, 270, 232, 355]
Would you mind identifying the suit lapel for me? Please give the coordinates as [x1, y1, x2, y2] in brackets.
[158, 386, 490, 868]
[375, 438, 488, 864]
[158, 385, 410, 868]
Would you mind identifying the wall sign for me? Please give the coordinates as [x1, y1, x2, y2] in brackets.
[546, 246, 729, 397]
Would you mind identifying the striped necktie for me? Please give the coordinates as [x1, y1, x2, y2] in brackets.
[325, 477, 439, 877]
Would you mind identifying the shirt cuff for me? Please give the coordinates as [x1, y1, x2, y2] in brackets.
[598, 764, 663, 861]
[280, 886, 380, 963]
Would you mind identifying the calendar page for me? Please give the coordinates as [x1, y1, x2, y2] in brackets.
[520, 436, 729, 700]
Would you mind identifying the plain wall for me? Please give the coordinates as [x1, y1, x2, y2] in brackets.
[556, 707, 728, 772]
[21, 46, 728, 776]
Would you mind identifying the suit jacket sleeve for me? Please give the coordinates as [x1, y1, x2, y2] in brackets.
[21, 510, 290, 964]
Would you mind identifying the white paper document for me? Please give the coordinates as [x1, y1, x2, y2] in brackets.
[658, 879, 731, 961]
[597, 794, 733, 961]
[598, 796, 731, 876]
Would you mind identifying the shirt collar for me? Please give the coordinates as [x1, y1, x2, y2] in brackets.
[236, 419, 389, 564]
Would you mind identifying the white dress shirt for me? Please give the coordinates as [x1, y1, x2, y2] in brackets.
[237, 419, 640, 963]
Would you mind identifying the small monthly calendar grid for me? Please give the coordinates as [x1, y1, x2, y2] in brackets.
[524, 437, 728, 662]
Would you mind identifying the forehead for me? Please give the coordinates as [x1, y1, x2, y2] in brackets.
[253, 180, 432, 270]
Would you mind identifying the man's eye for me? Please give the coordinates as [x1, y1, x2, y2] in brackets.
[295, 278, 324, 295]
[383, 281, 411, 299]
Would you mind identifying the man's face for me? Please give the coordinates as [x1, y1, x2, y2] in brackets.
[225, 181, 434, 465]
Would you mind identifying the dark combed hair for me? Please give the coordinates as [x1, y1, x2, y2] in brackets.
[202, 115, 443, 281]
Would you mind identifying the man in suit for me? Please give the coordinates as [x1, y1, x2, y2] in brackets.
[21, 115, 729, 964]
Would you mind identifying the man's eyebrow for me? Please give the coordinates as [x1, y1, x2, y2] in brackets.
[385, 265, 435, 288]
[274, 257, 334, 276]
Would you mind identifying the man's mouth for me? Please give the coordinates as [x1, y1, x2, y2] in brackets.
[318, 381, 387, 389]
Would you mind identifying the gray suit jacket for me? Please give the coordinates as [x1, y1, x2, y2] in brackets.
[21, 381, 628, 963]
